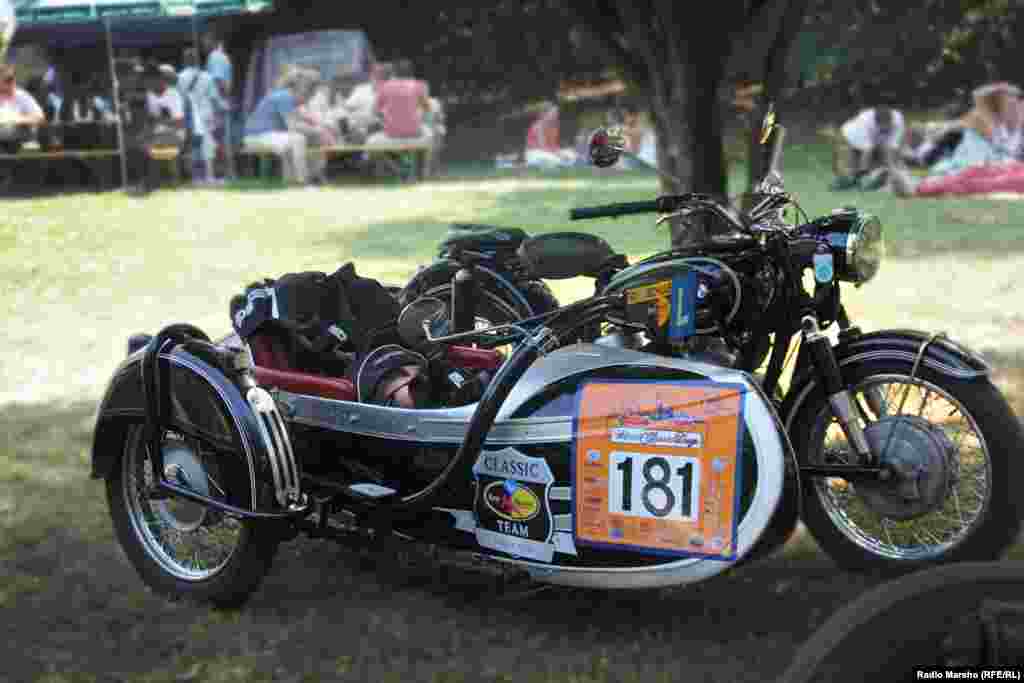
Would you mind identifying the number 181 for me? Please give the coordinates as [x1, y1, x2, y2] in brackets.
[609, 452, 701, 521]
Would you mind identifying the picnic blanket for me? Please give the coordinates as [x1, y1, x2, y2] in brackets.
[913, 126, 1024, 197]
[915, 161, 1024, 197]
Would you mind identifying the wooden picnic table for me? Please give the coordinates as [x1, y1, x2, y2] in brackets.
[237, 140, 433, 181]
[0, 147, 123, 192]
[0, 148, 121, 161]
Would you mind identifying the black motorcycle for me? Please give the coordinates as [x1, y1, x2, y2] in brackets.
[89, 110, 1024, 610]
[410, 110, 1024, 573]
[398, 223, 564, 333]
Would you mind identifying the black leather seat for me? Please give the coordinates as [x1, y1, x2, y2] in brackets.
[438, 224, 528, 255]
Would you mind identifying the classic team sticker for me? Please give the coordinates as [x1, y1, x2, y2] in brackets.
[472, 447, 556, 563]
[572, 380, 746, 561]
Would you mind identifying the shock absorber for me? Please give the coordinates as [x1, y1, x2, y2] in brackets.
[802, 314, 874, 463]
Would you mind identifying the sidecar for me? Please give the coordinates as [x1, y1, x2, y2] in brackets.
[90, 279, 800, 604]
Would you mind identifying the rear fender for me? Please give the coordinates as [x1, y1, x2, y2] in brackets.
[91, 345, 291, 513]
[782, 328, 991, 433]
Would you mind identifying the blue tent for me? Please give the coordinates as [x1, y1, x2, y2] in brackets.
[10, 0, 271, 47]
[8, 0, 275, 187]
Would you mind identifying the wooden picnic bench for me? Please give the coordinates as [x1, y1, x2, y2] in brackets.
[0, 147, 122, 192]
[236, 141, 433, 181]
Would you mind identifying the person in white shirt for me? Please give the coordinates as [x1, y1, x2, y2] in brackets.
[0, 62, 44, 153]
[126, 65, 186, 196]
[343, 62, 390, 142]
[423, 96, 445, 176]
[178, 48, 219, 184]
[147, 64, 185, 141]
[991, 88, 1024, 158]
[0, 0, 15, 60]
[833, 106, 905, 190]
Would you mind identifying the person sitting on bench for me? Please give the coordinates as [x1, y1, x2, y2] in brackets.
[0, 63, 44, 154]
[126, 64, 185, 196]
[243, 69, 330, 186]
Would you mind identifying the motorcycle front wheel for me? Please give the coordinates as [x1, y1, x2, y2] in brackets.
[788, 358, 1023, 573]
[105, 423, 280, 608]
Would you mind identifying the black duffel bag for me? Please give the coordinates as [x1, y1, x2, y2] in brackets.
[230, 262, 402, 375]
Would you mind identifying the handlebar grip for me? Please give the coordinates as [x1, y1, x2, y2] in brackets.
[569, 200, 660, 220]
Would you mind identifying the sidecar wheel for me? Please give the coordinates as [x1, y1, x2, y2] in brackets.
[789, 359, 1023, 574]
[105, 423, 280, 608]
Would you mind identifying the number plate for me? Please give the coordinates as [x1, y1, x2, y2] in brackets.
[623, 272, 697, 342]
[573, 380, 746, 560]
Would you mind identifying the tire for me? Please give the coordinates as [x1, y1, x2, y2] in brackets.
[788, 358, 1024, 574]
[422, 282, 525, 325]
[780, 562, 1024, 682]
[105, 423, 280, 608]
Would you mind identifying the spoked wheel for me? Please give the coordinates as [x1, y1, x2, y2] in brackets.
[789, 359, 1023, 573]
[105, 423, 280, 607]
[781, 562, 1024, 682]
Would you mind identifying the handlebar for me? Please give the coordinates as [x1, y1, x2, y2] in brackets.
[569, 195, 725, 221]
[570, 201, 660, 221]
[571, 189, 797, 236]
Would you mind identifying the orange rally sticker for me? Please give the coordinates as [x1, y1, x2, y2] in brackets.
[574, 380, 745, 559]
[624, 280, 672, 327]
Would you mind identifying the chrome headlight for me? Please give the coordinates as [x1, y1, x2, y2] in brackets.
[815, 209, 885, 285]
[847, 214, 885, 285]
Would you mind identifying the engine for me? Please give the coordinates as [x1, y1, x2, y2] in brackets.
[599, 253, 781, 370]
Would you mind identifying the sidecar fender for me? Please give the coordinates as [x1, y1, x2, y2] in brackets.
[782, 328, 991, 433]
[91, 345, 283, 512]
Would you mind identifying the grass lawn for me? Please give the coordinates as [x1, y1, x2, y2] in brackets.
[1, 140, 1024, 682]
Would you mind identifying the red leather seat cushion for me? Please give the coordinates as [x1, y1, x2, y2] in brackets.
[246, 332, 503, 403]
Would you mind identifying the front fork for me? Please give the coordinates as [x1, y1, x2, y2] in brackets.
[800, 313, 876, 465]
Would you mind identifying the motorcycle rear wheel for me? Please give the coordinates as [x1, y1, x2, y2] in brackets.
[788, 358, 1023, 574]
[105, 423, 280, 608]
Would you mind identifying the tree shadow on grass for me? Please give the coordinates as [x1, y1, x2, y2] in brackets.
[5, 355, 1023, 682]
[0, 397, 870, 683]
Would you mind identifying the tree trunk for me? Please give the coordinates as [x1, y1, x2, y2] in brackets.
[642, 31, 731, 248]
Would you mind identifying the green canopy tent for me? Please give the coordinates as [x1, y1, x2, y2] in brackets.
[12, 0, 273, 187]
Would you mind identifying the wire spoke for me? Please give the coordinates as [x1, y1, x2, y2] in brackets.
[813, 377, 990, 562]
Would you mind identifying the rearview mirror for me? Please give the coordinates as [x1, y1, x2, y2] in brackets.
[760, 103, 777, 145]
[588, 127, 625, 168]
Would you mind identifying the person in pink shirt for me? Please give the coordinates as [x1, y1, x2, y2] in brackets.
[524, 101, 572, 167]
[367, 59, 430, 179]
[369, 59, 429, 142]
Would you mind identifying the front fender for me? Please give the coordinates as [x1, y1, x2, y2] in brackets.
[782, 328, 991, 433]
[91, 345, 283, 513]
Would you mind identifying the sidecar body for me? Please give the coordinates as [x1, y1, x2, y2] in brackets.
[92, 321, 798, 590]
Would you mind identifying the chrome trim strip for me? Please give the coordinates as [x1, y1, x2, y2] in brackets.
[549, 486, 571, 501]
[272, 409, 300, 500]
[162, 353, 258, 511]
[247, 386, 303, 507]
[553, 532, 578, 556]
[275, 391, 575, 444]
